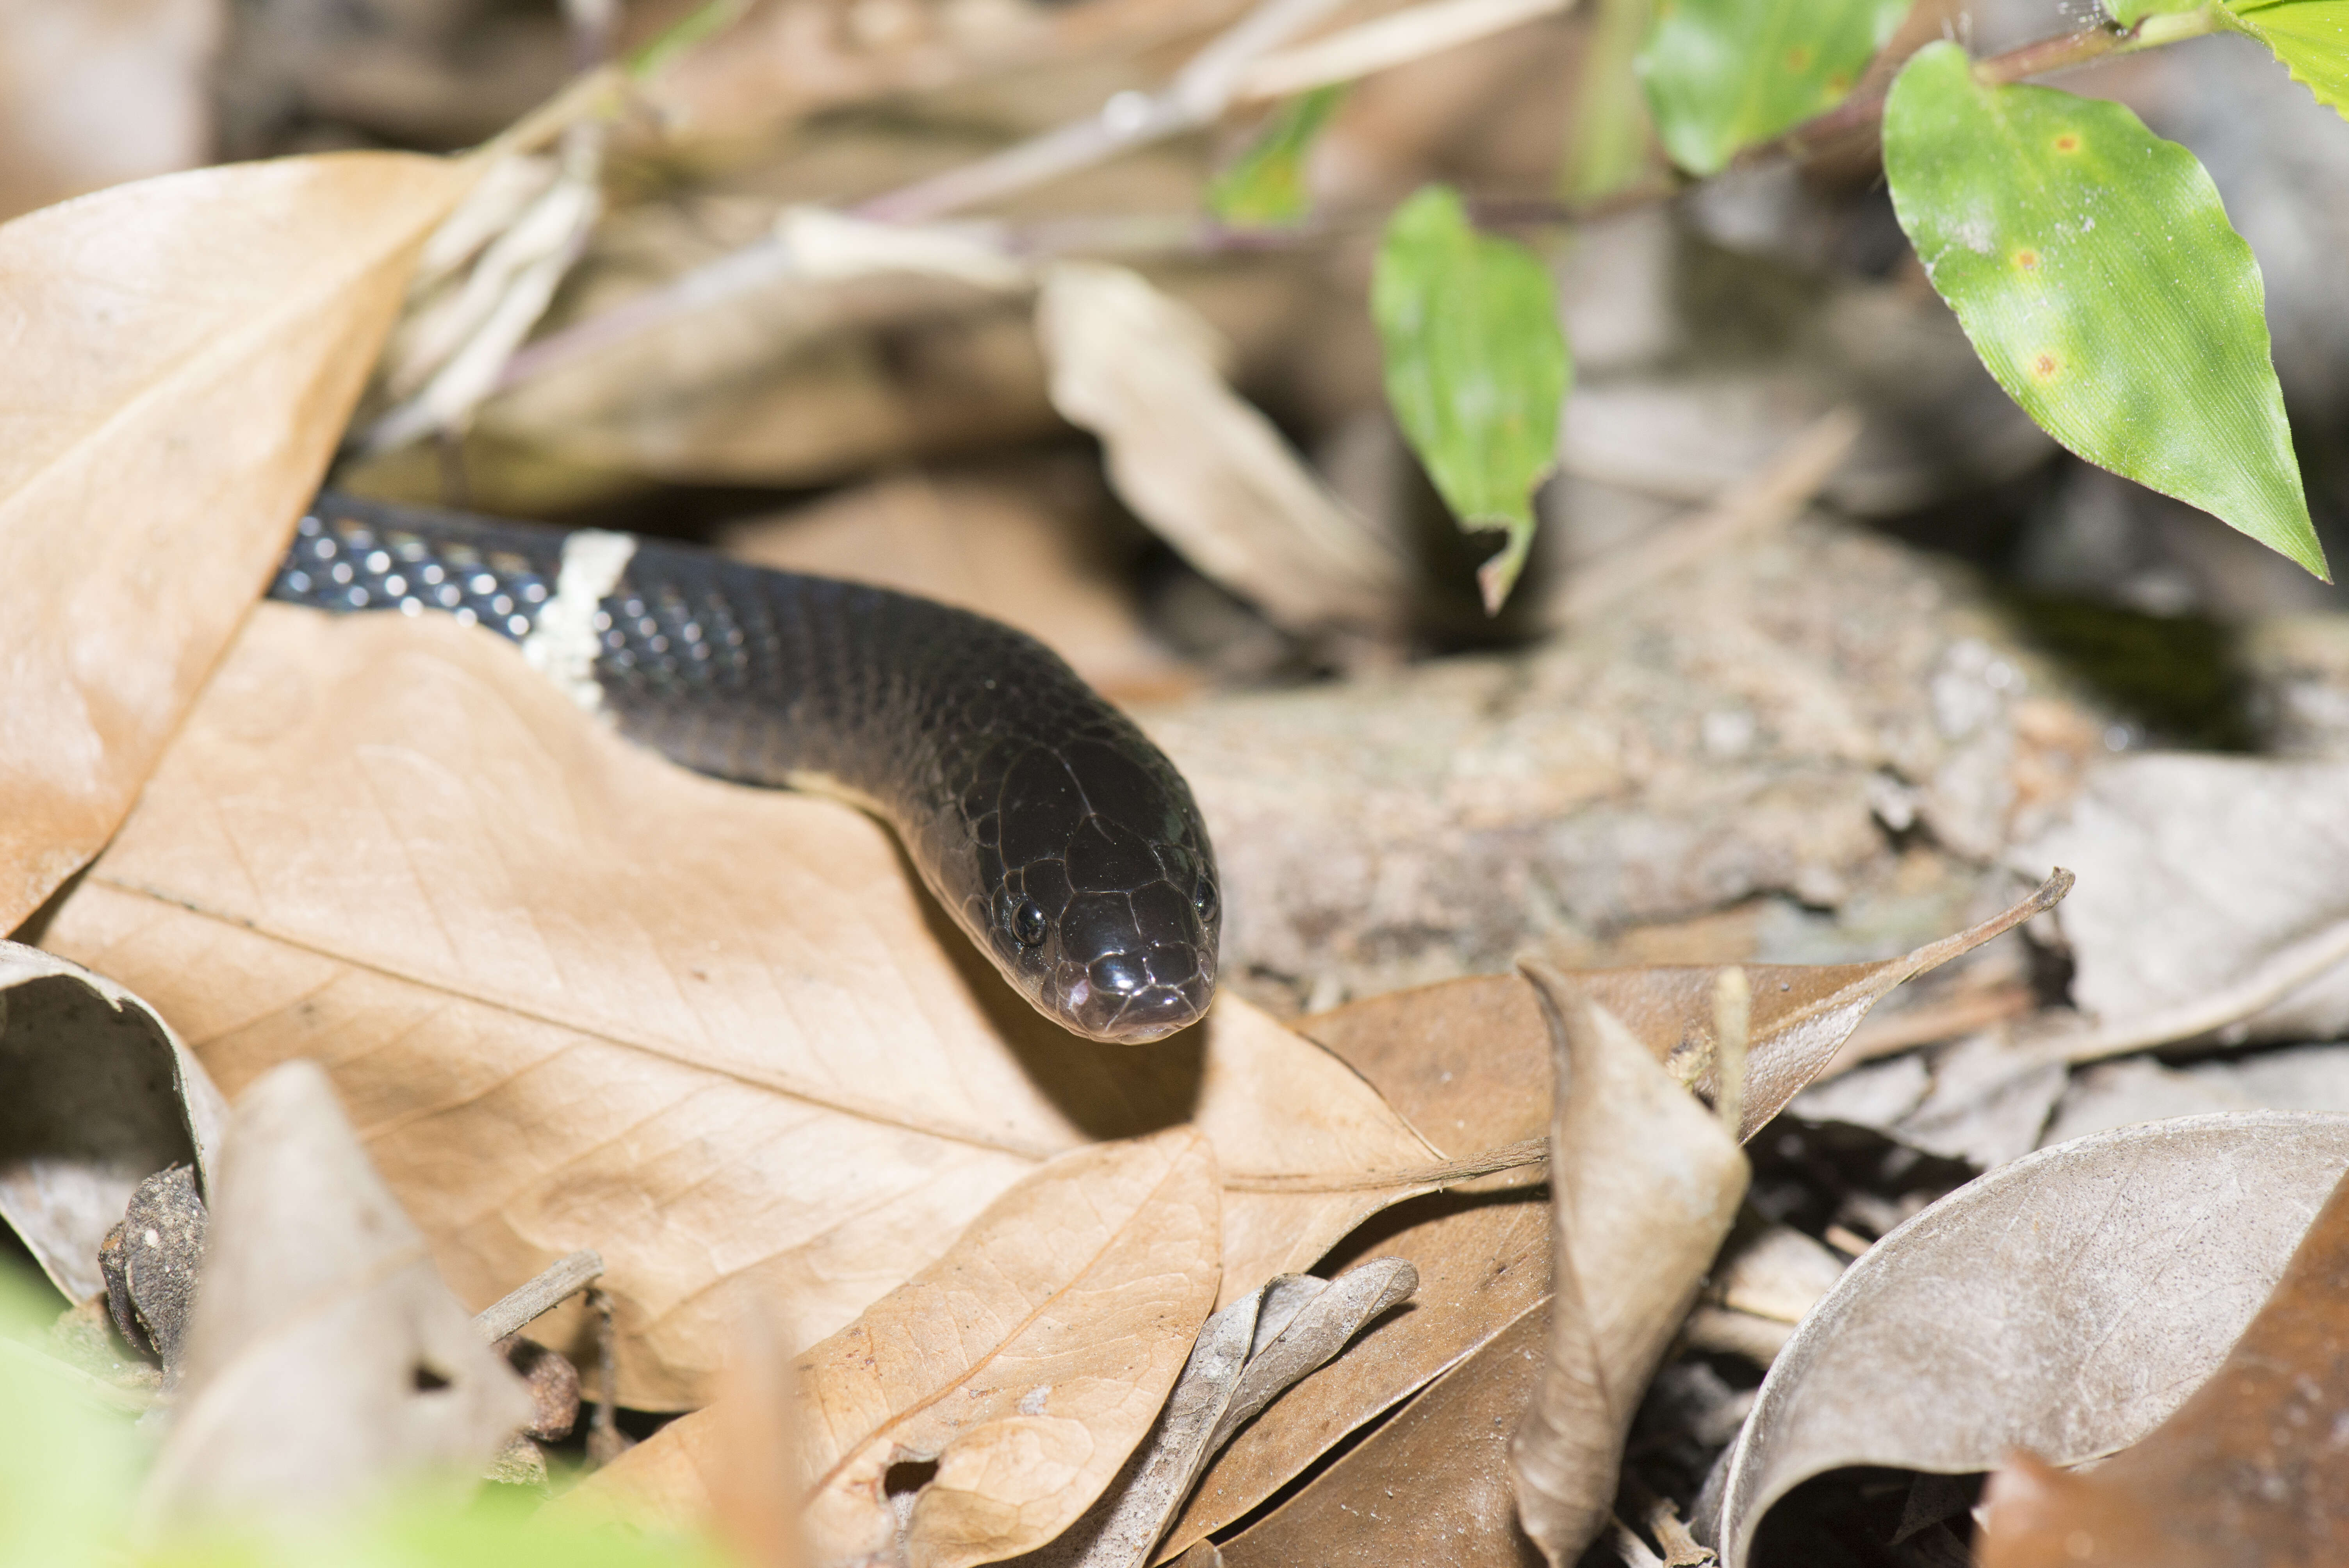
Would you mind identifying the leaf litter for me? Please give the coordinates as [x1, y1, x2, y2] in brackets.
[11, 4, 2349, 1564]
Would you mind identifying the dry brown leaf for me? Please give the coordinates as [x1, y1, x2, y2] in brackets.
[1977, 1161, 2349, 1567]
[575, 1130, 1220, 1568]
[137, 1060, 531, 1533]
[1163, 973, 1554, 1558]
[1712, 1112, 2349, 1568]
[0, 940, 226, 1303]
[1021, 1258, 1420, 1568]
[1037, 262, 1411, 637]
[1212, 1304, 1552, 1568]
[36, 606, 1437, 1407]
[0, 150, 477, 931]
[0, 0, 221, 222]
[1572, 873, 2071, 1139]
[1509, 975, 1748, 1566]
[716, 467, 1197, 705]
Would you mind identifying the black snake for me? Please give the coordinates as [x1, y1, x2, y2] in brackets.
[268, 493, 1219, 1044]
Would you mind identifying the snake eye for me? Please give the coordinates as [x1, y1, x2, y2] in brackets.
[1011, 898, 1048, 948]
[1193, 880, 1217, 922]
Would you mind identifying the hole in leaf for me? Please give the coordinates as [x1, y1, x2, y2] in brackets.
[412, 1361, 453, 1393]
[884, 1458, 939, 1498]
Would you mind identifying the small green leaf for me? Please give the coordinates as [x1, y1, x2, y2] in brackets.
[2226, 1, 2349, 119]
[1638, 0, 1912, 175]
[1884, 41, 2325, 578]
[1207, 87, 1347, 227]
[1371, 185, 1570, 611]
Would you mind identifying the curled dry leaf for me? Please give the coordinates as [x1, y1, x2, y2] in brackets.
[37, 607, 1438, 1406]
[0, 940, 225, 1302]
[1713, 1112, 2349, 1568]
[137, 1060, 531, 1534]
[1037, 261, 1412, 637]
[1573, 872, 2071, 1140]
[1510, 974, 1748, 1566]
[0, 150, 476, 930]
[1214, 1304, 1552, 1568]
[1977, 1162, 2349, 1567]
[1165, 971, 1556, 1558]
[1166, 889, 2032, 1560]
[1016, 1258, 1418, 1568]
[575, 1130, 1220, 1568]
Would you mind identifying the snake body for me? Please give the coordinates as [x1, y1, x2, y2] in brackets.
[268, 493, 1219, 1044]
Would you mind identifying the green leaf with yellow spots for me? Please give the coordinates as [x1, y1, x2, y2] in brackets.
[1208, 86, 1347, 227]
[1638, 0, 1912, 175]
[1372, 184, 1569, 611]
[2224, 1, 2349, 119]
[1884, 41, 2326, 579]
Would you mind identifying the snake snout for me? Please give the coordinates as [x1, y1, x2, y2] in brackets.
[1050, 886, 1216, 1043]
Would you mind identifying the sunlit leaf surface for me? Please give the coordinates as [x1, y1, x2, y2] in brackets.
[1884, 41, 2326, 578]
[1637, 0, 1911, 175]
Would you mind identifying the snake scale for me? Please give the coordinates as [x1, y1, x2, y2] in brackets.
[267, 492, 1219, 1044]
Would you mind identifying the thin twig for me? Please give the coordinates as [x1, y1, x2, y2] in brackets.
[499, 0, 1575, 388]
[471, 1248, 606, 1344]
[1235, 0, 1577, 101]
[1550, 407, 1861, 625]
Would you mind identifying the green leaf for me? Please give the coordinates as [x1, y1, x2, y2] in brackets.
[1371, 185, 1570, 611]
[1884, 41, 2326, 578]
[1637, 0, 1912, 175]
[1207, 87, 1347, 227]
[2226, 1, 2349, 119]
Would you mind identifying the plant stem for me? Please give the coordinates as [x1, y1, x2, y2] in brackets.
[492, 9, 2226, 397]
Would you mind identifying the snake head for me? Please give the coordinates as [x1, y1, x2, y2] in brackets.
[970, 734, 1220, 1044]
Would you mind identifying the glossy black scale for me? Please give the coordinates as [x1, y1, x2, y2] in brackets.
[269, 493, 1219, 1043]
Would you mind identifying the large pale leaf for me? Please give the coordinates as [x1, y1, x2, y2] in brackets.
[576, 1130, 1221, 1568]
[0, 151, 477, 931]
[1371, 184, 1569, 612]
[1977, 1164, 2349, 1566]
[1638, 0, 1911, 175]
[2228, 0, 2349, 119]
[1713, 1113, 2349, 1567]
[1883, 41, 2326, 578]
[34, 607, 1437, 1407]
